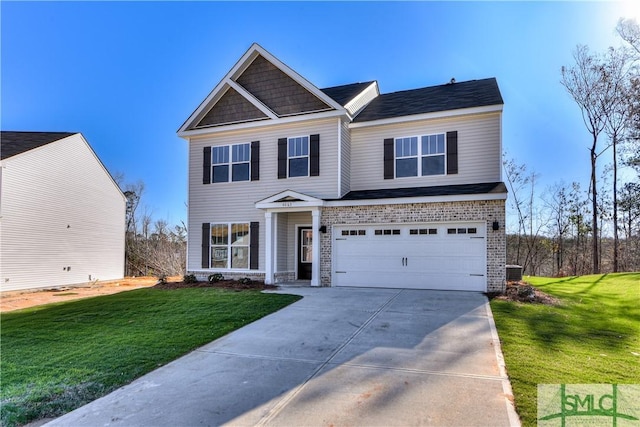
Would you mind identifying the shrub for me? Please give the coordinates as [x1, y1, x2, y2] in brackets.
[208, 273, 224, 283]
[238, 277, 252, 285]
[156, 274, 167, 285]
[183, 274, 198, 284]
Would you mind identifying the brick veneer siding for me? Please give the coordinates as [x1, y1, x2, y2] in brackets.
[320, 199, 506, 292]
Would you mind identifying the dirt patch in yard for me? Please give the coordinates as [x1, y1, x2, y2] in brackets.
[153, 279, 278, 291]
[491, 281, 561, 305]
[0, 277, 169, 313]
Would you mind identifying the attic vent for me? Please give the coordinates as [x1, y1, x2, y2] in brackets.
[448, 78, 456, 84]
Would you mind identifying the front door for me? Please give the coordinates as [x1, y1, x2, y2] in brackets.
[298, 227, 312, 280]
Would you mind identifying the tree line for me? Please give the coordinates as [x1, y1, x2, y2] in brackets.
[506, 18, 640, 276]
[115, 177, 187, 278]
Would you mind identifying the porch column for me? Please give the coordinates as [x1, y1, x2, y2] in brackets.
[264, 211, 274, 285]
[311, 208, 321, 287]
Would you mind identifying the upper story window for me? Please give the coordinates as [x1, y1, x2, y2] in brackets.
[395, 133, 445, 178]
[288, 136, 309, 177]
[212, 143, 250, 183]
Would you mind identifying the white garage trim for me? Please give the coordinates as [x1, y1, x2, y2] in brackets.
[332, 222, 487, 291]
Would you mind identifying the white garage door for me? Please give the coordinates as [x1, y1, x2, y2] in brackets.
[333, 223, 486, 291]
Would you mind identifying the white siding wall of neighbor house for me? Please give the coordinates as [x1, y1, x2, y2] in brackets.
[350, 112, 502, 190]
[0, 134, 126, 292]
[187, 117, 339, 272]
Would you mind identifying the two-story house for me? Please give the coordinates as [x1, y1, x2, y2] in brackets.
[178, 44, 506, 292]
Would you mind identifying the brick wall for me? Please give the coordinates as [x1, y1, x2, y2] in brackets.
[320, 200, 506, 292]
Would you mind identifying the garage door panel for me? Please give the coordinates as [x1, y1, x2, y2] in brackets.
[333, 223, 486, 292]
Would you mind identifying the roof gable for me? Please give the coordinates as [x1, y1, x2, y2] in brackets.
[353, 78, 504, 123]
[179, 44, 346, 135]
[236, 55, 332, 116]
[1, 131, 76, 159]
[195, 87, 268, 128]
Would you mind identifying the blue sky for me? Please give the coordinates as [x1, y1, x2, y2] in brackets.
[2, 1, 637, 226]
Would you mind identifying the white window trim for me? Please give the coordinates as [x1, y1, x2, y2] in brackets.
[210, 222, 251, 270]
[394, 133, 446, 178]
[211, 143, 251, 183]
[287, 135, 310, 178]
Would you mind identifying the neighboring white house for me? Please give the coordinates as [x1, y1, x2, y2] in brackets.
[0, 131, 126, 291]
[178, 43, 507, 292]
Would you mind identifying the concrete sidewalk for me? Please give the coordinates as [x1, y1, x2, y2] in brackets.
[46, 288, 520, 426]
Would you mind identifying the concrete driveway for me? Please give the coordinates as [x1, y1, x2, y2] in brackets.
[46, 288, 520, 426]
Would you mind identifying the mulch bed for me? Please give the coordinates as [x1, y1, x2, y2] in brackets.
[153, 279, 278, 291]
[492, 281, 561, 305]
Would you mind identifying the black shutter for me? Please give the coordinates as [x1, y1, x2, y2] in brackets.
[201, 223, 210, 269]
[278, 138, 287, 179]
[251, 141, 260, 181]
[203, 147, 211, 184]
[383, 138, 394, 179]
[250, 222, 259, 270]
[446, 131, 458, 175]
[310, 134, 320, 176]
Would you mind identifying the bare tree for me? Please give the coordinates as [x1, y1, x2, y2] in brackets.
[503, 155, 547, 274]
[561, 45, 609, 273]
[600, 46, 634, 271]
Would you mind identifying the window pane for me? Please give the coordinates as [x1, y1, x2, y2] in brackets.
[301, 246, 312, 263]
[232, 163, 249, 181]
[396, 139, 402, 157]
[437, 134, 445, 153]
[231, 247, 249, 269]
[289, 158, 308, 177]
[301, 137, 308, 156]
[422, 155, 444, 176]
[231, 223, 249, 245]
[421, 136, 429, 155]
[430, 135, 437, 154]
[212, 146, 229, 164]
[289, 139, 295, 157]
[211, 224, 228, 245]
[212, 165, 229, 183]
[211, 246, 228, 268]
[232, 143, 250, 162]
[410, 137, 417, 155]
[396, 158, 417, 177]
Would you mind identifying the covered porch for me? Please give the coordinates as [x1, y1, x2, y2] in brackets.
[256, 190, 324, 286]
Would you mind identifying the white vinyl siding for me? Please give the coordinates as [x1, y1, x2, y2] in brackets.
[350, 113, 501, 191]
[187, 118, 338, 272]
[340, 119, 351, 197]
[0, 134, 126, 291]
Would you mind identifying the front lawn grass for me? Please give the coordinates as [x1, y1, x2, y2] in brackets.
[1, 288, 301, 426]
[490, 273, 640, 426]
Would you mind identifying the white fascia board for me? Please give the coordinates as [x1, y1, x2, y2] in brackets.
[178, 110, 347, 138]
[325, 191, 507, 207]
[177, 79, 230, 134]
[344, 81, 379, 115]
[178, 44, 269, 134]
[178, 43, 349, 136]
[226, 79, 278, 119]
[257, 189, 321, 204]
[349, 104, 503, 129]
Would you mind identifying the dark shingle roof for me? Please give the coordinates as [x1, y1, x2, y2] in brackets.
[336, 182, 507, 201]
[1, 131, 76, 160]
[353, 78, 503, 123]
[321, 81, 376, 107]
